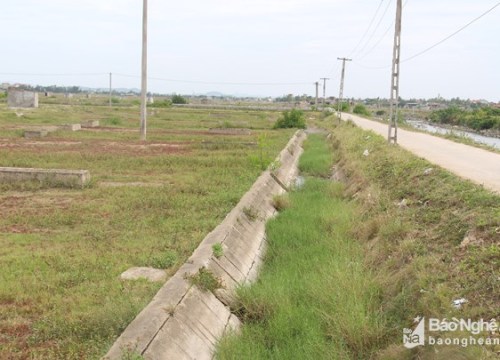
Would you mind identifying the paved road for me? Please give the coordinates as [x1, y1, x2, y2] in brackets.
[342, 113, 500, 195]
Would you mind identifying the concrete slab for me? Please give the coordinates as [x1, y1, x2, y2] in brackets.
[81, 120, 100, 128]
[0, 167, 90, 188]
[60, 124, 81, 131]
[120, 267, 167, 282]
[24, 130, 48, 138]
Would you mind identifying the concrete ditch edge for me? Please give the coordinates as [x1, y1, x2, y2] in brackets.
[104, 130, 306, 360]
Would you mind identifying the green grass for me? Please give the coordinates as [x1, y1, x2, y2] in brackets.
[298, 134, 334, 177]
[217, 134, 386, 359]
[212, 243, 224, 258]
[188, 267, 223, 292]
[0, 104, 298, 359]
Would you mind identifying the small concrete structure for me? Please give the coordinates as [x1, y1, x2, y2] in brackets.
[81, 120, 100, 128]
[120, 267, 167, 283]
[0, 167, 91, 188]
[60, 124, 81, 131]
[24, 130, 48, 139]
[209, 128, 252, 135]
[7, 89, 39, 108]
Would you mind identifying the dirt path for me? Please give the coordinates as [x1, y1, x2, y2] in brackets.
[342, 113, 500, 194]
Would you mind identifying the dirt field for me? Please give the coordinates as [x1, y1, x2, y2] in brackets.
[0, 102, 295, 359]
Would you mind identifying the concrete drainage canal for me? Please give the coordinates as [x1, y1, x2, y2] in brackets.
[104, 130, 306, 360]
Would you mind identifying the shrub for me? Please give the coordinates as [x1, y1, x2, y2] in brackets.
[337, 102, 350, 112]
[353, 104, 371, 117]
[171, 94, 188, 104]
[273, 109, 306, 129]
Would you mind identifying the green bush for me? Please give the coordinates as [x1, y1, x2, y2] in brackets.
[273, 109, 306, 129]
[430, 106, 500, 130]
[337, 102, 350, 112]
[171, 94, 188, 104]
[353, 104, 371, 117]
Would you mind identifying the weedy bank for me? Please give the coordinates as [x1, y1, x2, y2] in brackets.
[329, 121, 499, 358]
[0, 103, 295, 359]
[217, 123, 499, 359]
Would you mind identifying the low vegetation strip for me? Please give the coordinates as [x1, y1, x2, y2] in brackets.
[216, 134, 386, 359]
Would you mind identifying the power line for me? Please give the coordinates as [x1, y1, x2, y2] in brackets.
[353, 1, 500, 69]
[114, 73, 311, 86]
[0, 72, 107, 77]
[358, 0, 410, 61]
[352, 0, 394, 58]
[402, 1, 500, 63]
[0, 71, 311, 87]
[348, 0, 385, 58]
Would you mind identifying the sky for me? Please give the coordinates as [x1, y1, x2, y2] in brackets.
[0, 0, 499, 101]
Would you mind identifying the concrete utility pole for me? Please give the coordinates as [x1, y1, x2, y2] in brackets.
[320, 77, 329, 107]
[140, 0, 148, 141]
[314, 81, 319, 107]
[337, 57, 352, 122]
[388, 0, 402, 144]
[109, 72, 112, 107]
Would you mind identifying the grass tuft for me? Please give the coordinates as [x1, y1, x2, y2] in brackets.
[271, 194, 290, 212]
[188, 267, 223, 292]
[212, 243, 224, 258]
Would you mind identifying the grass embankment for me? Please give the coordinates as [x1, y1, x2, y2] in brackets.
[0, 105, 295, 359]
[218, 124, 500, 359]
[217, 134, 386, 359]
[329, 122, 499, 358]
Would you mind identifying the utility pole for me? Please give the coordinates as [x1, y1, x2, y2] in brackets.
[314, 81, 319, 107]
[320, 77, 329, 107]
[140, 0, 148, 141]
[109, 72, 112, 107]
[388, 0, 402, 144]
[337, 57, 352, 122]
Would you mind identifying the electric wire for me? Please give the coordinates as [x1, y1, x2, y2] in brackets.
[348, 0, 385, 58]
[114, 73, 311, 86]
[402, 1, 500, 63]
[357, 0, 409, 61]
[354, 1, 500, 69]
[351, 0, 394, 59]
